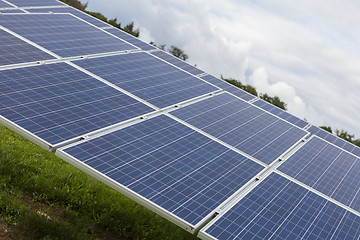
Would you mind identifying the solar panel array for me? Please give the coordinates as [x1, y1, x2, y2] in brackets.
[1, 0, 359, 239]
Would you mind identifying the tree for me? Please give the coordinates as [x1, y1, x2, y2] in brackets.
[259, 93, 287, 110]
[122, 22, 140, 37]
[221, 76, 258, 97]
[150, 42, 166, 50]
[168, 45, 188, 61]
[319, 126, 332, 133]
[335, 129, 354, 143]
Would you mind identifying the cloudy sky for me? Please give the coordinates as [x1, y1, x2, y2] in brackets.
[84, 0, 360, 138]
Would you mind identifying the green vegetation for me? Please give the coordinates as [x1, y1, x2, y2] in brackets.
[0, 125, 197, 239]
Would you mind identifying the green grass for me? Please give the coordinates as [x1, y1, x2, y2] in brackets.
[0, 124, 198, 239]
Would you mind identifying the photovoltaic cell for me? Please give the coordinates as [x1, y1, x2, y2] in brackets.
[26, 7, 109, 28]
[201, 173, 360, 240]
[0, 62, 153, 146]
[308, 125, 360, 157]
[278, 136, 360, 212]
[172, 93, 307, 165]
[59, 115, 264, 227]
[253, 99, 308, 128]
[0, 28, 55, 66]
[150, 51, 204, 75]
[0, 14, 137, 58]
[201, 74, 256, 101]
[105, 28, 156, 51]
[73, 52, 218, 108]
[0, 1, 13, 8]
[5, 0, 65, 7]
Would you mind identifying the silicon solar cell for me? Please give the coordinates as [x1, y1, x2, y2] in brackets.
[253, 99, 308, 128]
[0, 1, 13, 8]
[73, 52, 218, 108]
[278, 136, 360, 212]
[58, 115, 264, 228]
[200, 173, 360, 240]
[308, 125, 360, 157]
[201, 74, 256, 101]
[0, 28, 55, 66]
[0, 62, 153, 147]
[5, 0, 65, 7]
[172, 93, 308, 165]
[105, 28, 156, 51]
[26, 7, 109, 28]
[0, 14, 137, 58]
[150, 50, 204, 75]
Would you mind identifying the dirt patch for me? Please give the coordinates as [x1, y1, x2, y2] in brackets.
[0, 220, 15, 240]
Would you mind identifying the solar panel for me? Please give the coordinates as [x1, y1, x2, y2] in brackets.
[200, 173, 360, 240]
[172, 93, 308, 165]
[278, 136, 360, 212]
[150, 50, 204, 75]
[200, 74, 256, 101]
[57, 115, 264, 231]
[5, 0, 65, 7]
[0, 14, 137, 58]
[0, 28, 55, 66]
[308, 125, 360, 157]
[0, 1, 13, 8]
[0, 62, 153, 148]
[253, 98, 308, 128]
[73, 52, 218, 108]
[104, 28, 156, 51]
[26, 7, 109, 28]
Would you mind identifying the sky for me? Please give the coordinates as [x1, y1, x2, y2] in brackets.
[84, 0, 360, 138]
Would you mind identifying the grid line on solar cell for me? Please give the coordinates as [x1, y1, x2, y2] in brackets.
[0, 28, 55, 66]
[309, 125, 360, 158]
[73, 52, 218, 108]
[253, 98, 308, 128]
[0, 0, 15, 8]
[202, 173, 360, 240]
[278, 136, 360, 212]
[5, 0, 65, 7]
[0, 14, 136, 58]
[26, 7, 110, 28]
[104, 28, 156, 51]
[201, 74, 256, 101]
[150, 51, 204, 75]
[0, 62, 153, 146]
[172, 93, 308, 165]
[60, 115, 264, 227]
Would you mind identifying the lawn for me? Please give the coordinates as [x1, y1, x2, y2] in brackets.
[0, 124, 198, 239]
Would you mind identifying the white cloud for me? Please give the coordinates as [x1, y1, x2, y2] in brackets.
[85, 0, 360, 137]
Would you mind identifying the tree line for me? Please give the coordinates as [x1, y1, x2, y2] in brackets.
[61, 0, 360, 148]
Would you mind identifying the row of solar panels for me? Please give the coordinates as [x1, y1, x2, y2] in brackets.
[1, 0, 359, 239]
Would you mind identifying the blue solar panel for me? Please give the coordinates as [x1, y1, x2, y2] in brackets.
[26, 7, 109, 28]
[60, 115, 264, 227]
[73, 52, 218, 108]
[0, 14, 136, 58]
[308, 125, 360, 157]
[278, 136, 360, 212]
[201, 173, 360, 240]
[201, 75, 256, 101]
[253, 99, 308, 128]
[105, 28, 156, 51]
[172, 93, 308, 165]
[5, 0, 65, 7]
[150, 51, 204, 75]
[0, 62, 153, 146]
[0, 28, 55, 66]
[0, 1, 13, 8]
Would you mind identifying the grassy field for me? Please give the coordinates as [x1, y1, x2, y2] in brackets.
[0, 124, 199, 239]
